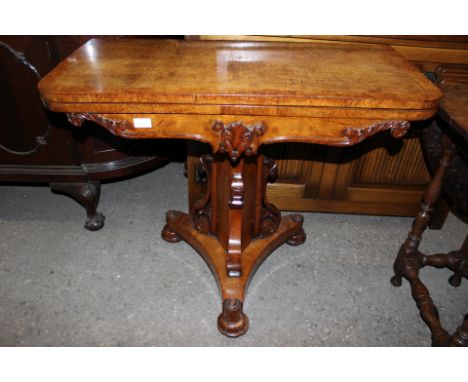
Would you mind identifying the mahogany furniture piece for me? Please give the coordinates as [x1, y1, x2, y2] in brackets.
[38, 39, 441, 337]
[391, 65, 468, 346]
[0, 36, 168, 230]
[187, 35, 468, 227]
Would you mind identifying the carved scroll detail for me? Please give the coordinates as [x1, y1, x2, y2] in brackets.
[212, 120, 265, 162]
[67, 113, 132, 135]
[259, 157, 281, 236]
[192, 154, 213, 234]
[344, 121, 410, 144]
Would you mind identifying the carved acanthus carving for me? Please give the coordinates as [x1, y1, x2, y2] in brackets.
[67, 113, 131, 136]
[344, 120, 410, 145]
[212, 120, 265, 162]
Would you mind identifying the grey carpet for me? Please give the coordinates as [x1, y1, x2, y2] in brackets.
[0, 162, 466, 346]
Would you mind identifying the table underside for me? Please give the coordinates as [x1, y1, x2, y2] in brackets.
[65, 112, 418, 336]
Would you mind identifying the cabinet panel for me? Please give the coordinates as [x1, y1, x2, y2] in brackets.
[262, 130, 430, 216]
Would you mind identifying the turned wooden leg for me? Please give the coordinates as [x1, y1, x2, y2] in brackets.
[161, 148, 306, 337]
[391, 133, 468, 346]
[392, 133, 457, 285]
[50, 180, 105, 231]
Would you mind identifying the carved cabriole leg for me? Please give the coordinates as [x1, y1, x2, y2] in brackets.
[50, 181, 105, 231]
[391, 133, 466, 346]
[161, 150, 306, 337]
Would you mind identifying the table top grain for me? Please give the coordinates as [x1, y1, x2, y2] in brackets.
[38, 39, 442, 114]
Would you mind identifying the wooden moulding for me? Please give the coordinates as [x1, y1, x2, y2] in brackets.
[66, 112, 413, 150]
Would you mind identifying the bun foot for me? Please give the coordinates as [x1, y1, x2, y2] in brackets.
[85, 212, 105, 231]
[390, 274, 403, 287]
[286, 214, 306, 246]
[161, 224, 182, 243]
[287, 229, 306, 246]
[217, 298, 249, 338]
[448, 274, 462, 287]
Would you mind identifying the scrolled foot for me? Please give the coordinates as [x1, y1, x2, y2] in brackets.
[161, 224, 182, 243]
[217, 298, 249, 338]
[85, 212, 105, 231]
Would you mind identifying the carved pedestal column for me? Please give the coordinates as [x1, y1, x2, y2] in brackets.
[161, 121, 305, 337]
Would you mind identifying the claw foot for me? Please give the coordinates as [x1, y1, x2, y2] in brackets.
[85, 212, 105, 231]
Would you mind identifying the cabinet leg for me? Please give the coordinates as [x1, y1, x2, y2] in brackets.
[50, 180, 105, 231]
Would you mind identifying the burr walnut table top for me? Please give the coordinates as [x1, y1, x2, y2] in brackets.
[39, 39, 441, 116]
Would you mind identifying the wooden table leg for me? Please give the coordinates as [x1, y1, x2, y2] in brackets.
[391, 132, 468, 346]
[162, 152, 305, 337]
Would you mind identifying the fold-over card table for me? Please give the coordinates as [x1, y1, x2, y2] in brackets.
[38, 39, 442, 337]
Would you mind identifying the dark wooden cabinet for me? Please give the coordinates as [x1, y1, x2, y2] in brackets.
[0, 36, 169, 230]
